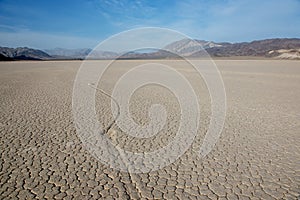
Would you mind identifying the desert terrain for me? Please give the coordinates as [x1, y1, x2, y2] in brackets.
[0, 60, 299, 199]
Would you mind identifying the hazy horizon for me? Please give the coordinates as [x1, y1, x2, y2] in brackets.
[2, 37, 300, 51]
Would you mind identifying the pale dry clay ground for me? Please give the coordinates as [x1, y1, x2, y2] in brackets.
[0, 60, 299, 199]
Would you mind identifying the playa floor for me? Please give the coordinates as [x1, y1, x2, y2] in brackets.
[0, 60, 299, 199]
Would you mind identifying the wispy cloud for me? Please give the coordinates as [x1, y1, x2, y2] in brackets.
[166, 0, 300, 41]
[0, 0, 299, 48]
[94, 0, 157, 27]
[93, 0, 300, 41]
[97, 27, 186, 52]
[0, 30, 99, 49]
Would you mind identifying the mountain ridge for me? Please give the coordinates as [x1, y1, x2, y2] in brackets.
[1, 38, 300, 60]
[0, 47, 52, 60]
[197, 38, 300, 58]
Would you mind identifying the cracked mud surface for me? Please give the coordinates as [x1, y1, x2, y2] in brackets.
[0, 60, 299, 199]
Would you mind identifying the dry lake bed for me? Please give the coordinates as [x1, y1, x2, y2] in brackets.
[0, 60, 299, 199]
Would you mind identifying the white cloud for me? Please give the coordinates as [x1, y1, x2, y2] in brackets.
[1, 0, 299, 49]
[0, 30, 99, 49]
[168, 0, 300, 41]
[94, 27, 186, 52]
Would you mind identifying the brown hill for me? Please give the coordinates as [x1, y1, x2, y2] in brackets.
[0, 47, 52, 60]
[191, 38, 300, 58]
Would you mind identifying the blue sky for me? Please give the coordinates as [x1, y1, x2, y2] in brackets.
[0, 0, 299, 49]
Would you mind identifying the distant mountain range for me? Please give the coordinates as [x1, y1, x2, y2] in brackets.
[200, 38, 300, 58]
[44, 48, 92, 59]
[44, 48, 119, 59]
[164, 38, 300, 58]
[0, 47, 52, 60]
[1, 38, 300, 60]
[164, 39, 227, 56]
